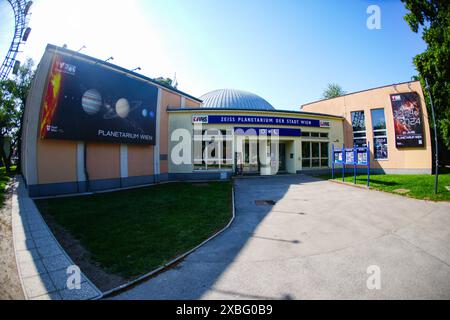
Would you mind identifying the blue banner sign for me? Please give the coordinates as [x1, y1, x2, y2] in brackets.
[193, 114, 329, 128]
[234, 127, 301, 137]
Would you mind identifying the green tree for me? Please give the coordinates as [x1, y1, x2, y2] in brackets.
[322, 83, 346, 99]
[153, 77, 177, 88]
[0, 58, 35, 172]
[402, 0, 450, 155]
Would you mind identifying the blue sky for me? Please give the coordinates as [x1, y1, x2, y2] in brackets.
[0, 0, 425, 110]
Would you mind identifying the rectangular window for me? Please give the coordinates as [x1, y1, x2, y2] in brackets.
[301, 141, 311, 168]
[371, 108, 388, 160]
[194, 129, 233, 170]
[351, 111, 367, 147]
[301, 141, 329, 168]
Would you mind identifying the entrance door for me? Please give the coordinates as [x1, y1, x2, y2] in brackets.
[242, 141, 259, 174]
[279, 143, 286, 172]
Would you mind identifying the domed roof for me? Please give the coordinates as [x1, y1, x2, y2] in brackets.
[200, 89, 274, 110]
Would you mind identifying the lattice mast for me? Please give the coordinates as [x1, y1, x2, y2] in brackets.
[0, 0, 33, 80]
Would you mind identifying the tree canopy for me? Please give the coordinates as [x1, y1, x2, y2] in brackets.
[322, 83, 346, 99]
[153, 77, 177, 89]
[402, 0, 450, 151]
[0, 58, 35, 172]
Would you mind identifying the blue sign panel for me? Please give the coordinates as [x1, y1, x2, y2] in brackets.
[234, 127, 301, 137]
[206, 115, 322, 127]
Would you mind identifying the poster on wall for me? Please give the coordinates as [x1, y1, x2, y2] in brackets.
[390, 92, 424, 148]
[373, 137, 388, 159]
[40, 53, 158, 144]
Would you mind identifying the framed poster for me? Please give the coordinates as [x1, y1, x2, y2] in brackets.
[345, 149, 355, 165]
[390, 92, 424, 148]
[333, 150, 343, 163]
[40, 53, 158, 144]
[356, 148, 368, 165]
[373, 137, 388, 159]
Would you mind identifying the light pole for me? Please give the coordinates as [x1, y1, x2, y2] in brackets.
[424, 78, 439, 194]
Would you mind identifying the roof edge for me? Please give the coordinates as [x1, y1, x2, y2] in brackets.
[166, 107, 344, 119]
[45, 44, 202, 103]
[301, 80, 421, 107]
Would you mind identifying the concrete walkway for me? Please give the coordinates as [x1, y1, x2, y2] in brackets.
[11, 177, 102, 300]
[112, 175, 450, 300]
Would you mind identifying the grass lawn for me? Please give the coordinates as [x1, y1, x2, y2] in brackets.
[1, 166, 16, 208]
[35, 181, 232, 278]
[317, 172, 450, 201]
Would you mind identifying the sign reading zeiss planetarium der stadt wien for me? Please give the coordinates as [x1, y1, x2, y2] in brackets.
[192, 115, 330, 128]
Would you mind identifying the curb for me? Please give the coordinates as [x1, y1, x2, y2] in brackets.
[100, 183, 237, 299]
[10, 179, 28, 300]
[11, 176, 103, 300]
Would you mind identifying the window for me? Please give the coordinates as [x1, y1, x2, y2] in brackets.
[351, 111, 367, 147]
[371, 108, 388, 159]
[302, 141, 311, 167]
[301, 142, 329, 168]
[194, 129, 233, 170]
[320, 142, 329, 166]
[302, 132, 328, 138]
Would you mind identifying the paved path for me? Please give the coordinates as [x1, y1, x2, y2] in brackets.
[11, 177, 102, 300]
[113, 175, 450, 300]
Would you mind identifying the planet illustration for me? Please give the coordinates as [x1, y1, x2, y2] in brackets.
[81, 89, 102, 115]
[115, 98, 130, 118]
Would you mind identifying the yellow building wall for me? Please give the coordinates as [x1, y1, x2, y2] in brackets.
[168, 109, 344, 174]
[37, 139, 77, 184]
[128, 145, 154, 177]
[86, 142, 120, 180]
[160, 90, 182, 174]
[302, 81, 432, 172]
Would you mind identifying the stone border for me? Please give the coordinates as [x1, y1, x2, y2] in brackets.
[101, 184, 236, 298]
[11, 177, 102, 300]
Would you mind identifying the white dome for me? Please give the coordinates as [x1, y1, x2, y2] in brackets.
[200, 89, 274, 110]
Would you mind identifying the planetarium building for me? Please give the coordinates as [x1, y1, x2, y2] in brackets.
[21, 44, 431, 197]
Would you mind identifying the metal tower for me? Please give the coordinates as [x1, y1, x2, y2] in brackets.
[0, 0, 33, 81]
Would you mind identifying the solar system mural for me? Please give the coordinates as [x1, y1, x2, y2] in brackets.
[40, 53, 158, 144]
[390, 92, 424, 148]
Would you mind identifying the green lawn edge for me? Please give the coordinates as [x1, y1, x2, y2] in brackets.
[35, 181, 233, 278]
[314, 172, 450, 201]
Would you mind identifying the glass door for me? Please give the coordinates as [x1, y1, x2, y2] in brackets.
[279, 143, 286, 172]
